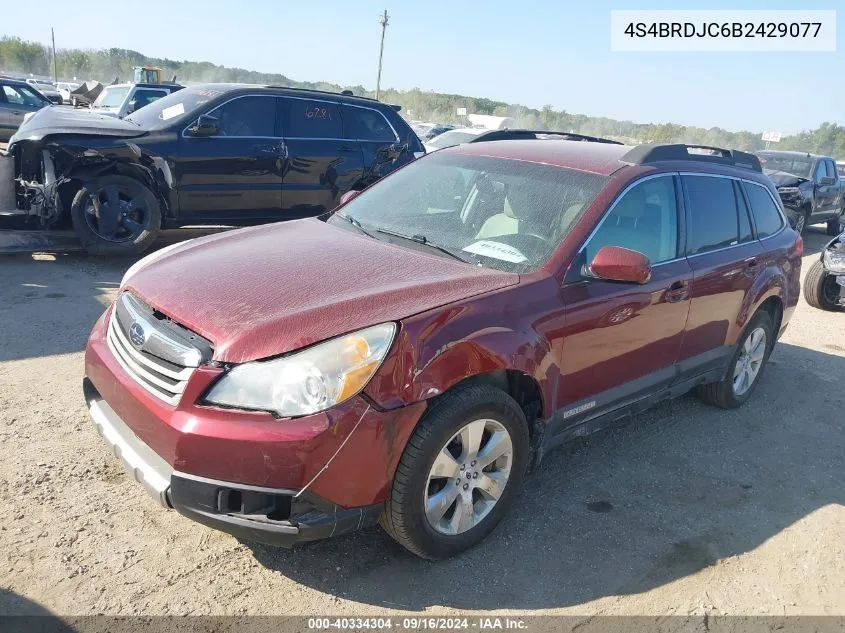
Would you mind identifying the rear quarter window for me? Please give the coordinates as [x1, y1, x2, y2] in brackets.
[744, 182, 784, 239]
[342, 105, 396, 142]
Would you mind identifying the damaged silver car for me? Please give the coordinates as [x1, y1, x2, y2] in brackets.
[804, 231, 845, 311]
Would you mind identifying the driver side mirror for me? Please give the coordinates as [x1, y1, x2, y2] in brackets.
[588, 245, 651, 284]
[187, 114, 220, 137]
[125, 100, 138, 114]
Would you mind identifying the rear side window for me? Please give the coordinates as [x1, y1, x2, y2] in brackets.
[683, 176, 740, 255]
[585, 175, 679, 264]
[284, 98, 342, 139]
[132, 89, 167, 110]
[343, 106, 396, 142]
[744, 182, 784, 239]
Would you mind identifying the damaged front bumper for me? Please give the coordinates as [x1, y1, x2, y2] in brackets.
[6, 141, 64, 224]
[83, 378, 382, 546]
[82, 308, 427, 546]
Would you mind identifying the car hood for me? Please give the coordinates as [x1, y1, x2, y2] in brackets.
[9, 105, 146, 143]
[124, 219, 518, 364]
[765, 169, 809, 188]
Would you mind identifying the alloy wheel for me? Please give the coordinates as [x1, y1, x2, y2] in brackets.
[424, 418, 513, 536]
[84, 185, 150, 243]
[733, 327, 767, 396]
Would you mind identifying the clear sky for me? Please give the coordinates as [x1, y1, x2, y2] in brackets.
[5, 0, 842, 134]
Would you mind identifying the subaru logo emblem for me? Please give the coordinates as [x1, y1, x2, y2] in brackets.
[128, 322, 146, 348]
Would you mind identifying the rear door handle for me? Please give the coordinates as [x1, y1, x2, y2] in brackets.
[338, 144, 358, 152]
[666, 280, 690, 303]
[253, 143, 280, 154]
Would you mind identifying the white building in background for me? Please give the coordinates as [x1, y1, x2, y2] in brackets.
[467, 114, 515, 130]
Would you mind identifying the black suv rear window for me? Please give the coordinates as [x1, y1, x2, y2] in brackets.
[284, 98, 342, 139]
[744, 182, 784, 239]
[683, 175, 741, 255]
[343, 105, 396, 142]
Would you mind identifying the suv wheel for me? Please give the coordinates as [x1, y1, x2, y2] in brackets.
[380, 384, 529, 559]
[804, 260, 843, 311]
[70, 175, 161, 256]
[697, 310, 774, 409]
[792, 209, 808, 234]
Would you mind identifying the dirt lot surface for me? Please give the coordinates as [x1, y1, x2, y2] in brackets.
[1, 227, 843, 618]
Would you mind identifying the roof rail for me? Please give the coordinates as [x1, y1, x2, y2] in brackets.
[264, 85, 378, 102]
[622, 143, 762, 172]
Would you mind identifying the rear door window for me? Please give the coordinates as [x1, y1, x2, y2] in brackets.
[743, 182, 784, 239]
[132, 89, 168, 110]
[683, 175, 740, 255]
[734, 180, 754, 243]
[342, 105, 396, 142]
[284, 98, 342, 139]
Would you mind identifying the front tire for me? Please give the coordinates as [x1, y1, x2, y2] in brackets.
[380, 384, 530, 559]
[70, 175, 161, 256]
[697, 310, 774, 409]
[804, 260, 842, 311]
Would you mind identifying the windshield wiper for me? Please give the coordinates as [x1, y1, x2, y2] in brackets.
[373, 227, 476, 265]
[336, 213, 376, 239]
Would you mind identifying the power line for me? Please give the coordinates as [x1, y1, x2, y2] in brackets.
[375, 9, 389, 101]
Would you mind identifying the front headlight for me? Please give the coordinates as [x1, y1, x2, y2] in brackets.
[823, 247, 845, 274]
[204, 323, 396, 417]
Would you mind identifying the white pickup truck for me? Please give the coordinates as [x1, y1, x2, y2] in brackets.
[89, 82, 182, 118]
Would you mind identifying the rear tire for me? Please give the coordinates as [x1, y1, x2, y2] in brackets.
[697, 310, 774, 409]
[828, 217, 843, 236]
[70, 175, 161, 256]
[804, 260, 842, 311]
[792, 208, 809, 234]
[380, 384, 530, 560]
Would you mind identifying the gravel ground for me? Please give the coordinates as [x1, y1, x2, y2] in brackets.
[0, 227, 843, 618]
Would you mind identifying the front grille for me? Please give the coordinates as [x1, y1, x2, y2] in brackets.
[106, 293, 212, 406]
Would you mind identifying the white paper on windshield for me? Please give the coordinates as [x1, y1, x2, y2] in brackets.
[462, 240, 527, 263]
[160, 103, 185, 120]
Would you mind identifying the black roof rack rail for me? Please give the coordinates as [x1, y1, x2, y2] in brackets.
[621, 143, 762, 172]
[263, 85, 379, 102]
[471, 129, 622, 145]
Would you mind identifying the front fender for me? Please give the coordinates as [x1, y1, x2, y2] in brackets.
[365, 282, 559, 417]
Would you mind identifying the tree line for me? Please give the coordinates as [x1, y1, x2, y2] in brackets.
[2, 35, 843, 158]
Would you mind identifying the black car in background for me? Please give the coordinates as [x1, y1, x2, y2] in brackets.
[8, 84, 423, 254]
[0, 78, 53, 142]
[757, 150, 844, 235]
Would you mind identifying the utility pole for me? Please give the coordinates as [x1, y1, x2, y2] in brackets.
[51, 28, 57, 83]
[375, 9, 389, 101]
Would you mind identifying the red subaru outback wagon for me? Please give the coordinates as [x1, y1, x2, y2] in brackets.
[84, 140, 802, 559]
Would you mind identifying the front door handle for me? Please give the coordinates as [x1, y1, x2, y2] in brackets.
[666, 280, 690, 303]
[745, 257, 759, 270]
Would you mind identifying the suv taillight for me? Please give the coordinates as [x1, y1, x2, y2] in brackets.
[794, 235, 804, 257]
